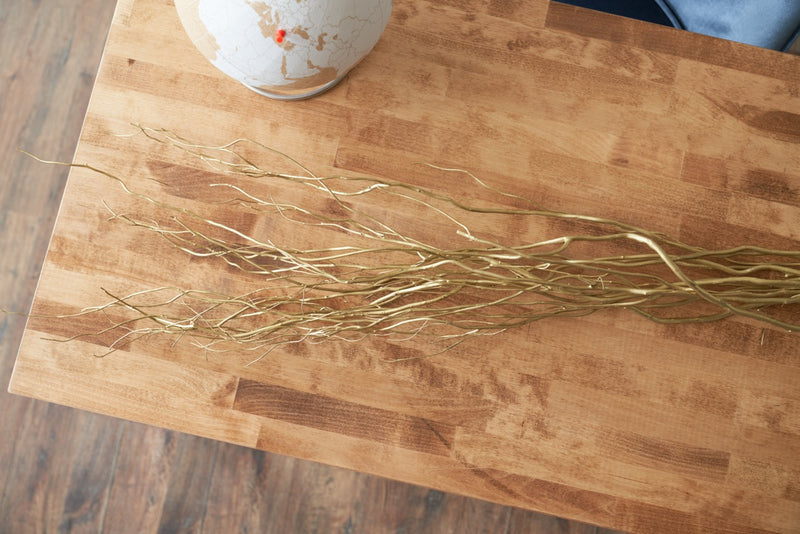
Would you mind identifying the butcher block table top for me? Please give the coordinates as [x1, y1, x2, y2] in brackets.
[9, 0, 800, 532]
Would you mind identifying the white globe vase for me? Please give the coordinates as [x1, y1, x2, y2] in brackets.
[174, 0, 393, 100]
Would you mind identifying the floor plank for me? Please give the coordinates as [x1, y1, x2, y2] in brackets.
[0, 2, 121, 534]
[102, 424, 178, 533]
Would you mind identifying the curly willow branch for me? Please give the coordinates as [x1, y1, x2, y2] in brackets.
[27, 126, 800, 360]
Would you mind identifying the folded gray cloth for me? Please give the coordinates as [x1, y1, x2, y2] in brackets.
[558, 0, 800, 51]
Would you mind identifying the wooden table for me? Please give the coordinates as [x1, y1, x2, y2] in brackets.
[10, 0, 800, 532]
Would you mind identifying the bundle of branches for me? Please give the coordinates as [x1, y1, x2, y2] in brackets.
[51, 127, 800, 359]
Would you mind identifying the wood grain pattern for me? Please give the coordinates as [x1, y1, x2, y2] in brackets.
[7, 0, 800, 532]
[0, 1, 625, 532]
[234, 380, 456, 456]
[0, 1, 121, 532]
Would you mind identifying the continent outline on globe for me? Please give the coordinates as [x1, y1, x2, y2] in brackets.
[174, 0, 392, 99]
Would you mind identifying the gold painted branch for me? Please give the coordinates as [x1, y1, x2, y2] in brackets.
[34, 127, 800, 360]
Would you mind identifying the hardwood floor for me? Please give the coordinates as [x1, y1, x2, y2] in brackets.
[2, 2, 795, 533]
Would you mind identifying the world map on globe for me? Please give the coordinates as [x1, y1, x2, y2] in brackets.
[175, 0, 392, 98]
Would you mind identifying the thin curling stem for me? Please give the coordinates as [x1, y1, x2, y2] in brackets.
[27, 126, 799, 358]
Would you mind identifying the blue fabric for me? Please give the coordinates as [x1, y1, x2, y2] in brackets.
[660, 0, 800, 50]
[557, 0, 800, 51]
